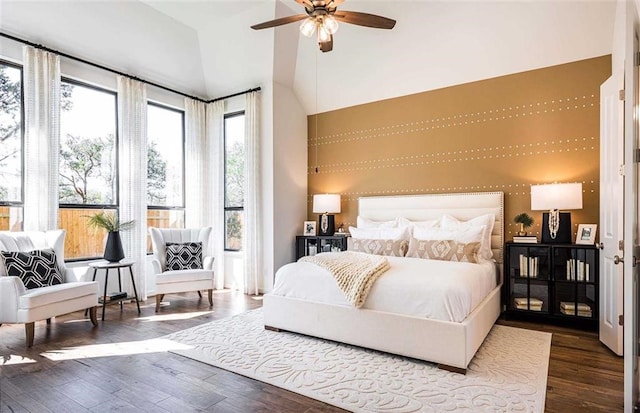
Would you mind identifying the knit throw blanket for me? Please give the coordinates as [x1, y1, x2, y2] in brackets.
[300, 251, 390, 308]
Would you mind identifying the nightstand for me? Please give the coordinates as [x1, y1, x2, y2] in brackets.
[295, 235, 348, 260]
[504, 242, 598, 330]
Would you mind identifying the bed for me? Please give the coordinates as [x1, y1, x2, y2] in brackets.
[264, 191, 504, 373]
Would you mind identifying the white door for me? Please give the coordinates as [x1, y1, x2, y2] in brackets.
[600, 75, 624, 355]
[624, 5, 640, 410]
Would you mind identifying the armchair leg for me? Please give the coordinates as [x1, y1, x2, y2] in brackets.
[197, 291, 202, 298]
[46, 318, 51, 325]
[25, 322, 35, 347]
[89, 306, 98, 326]
[208, 289, 213, 307]
[155, 294, 164, 312]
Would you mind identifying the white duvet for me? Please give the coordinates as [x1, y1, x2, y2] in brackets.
[271, 254, 497, 323]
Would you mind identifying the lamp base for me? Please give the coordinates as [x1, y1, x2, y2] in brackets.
[541, 212, 572, 244]
[318, 214, 336, 236]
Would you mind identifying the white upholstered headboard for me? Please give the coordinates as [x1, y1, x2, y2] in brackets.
[358, 192, 504, 265]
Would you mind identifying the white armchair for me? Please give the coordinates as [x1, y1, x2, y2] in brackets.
[0, 230, 99, 347]
[149, 227, 215, 312]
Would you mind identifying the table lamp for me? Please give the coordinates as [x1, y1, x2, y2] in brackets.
[313, 194, 341, 236]
[531, 183, 583, 244]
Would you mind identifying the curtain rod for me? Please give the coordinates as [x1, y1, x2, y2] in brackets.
[0, 31, 260, 104]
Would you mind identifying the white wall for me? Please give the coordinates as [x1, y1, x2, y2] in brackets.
[270, 82, 307, 290]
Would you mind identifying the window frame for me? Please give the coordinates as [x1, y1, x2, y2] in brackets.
[146, 101, 186, 243]
[58, 77, 119, 261]
[223, 110, 245, 252]
[146, 101, 186, 211]
[0, 59, 25, 213]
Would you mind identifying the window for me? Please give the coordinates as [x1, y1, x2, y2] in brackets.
[224, 112, 245, 251]
[0, 62, 23, 230]
[58, 79, 117, 260]
[146, 103, 185, 242]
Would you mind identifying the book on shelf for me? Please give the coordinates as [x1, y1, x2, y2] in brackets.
[512, 236, 538, 243]
[518, 255, 539, 277]
[101, 291, 127, 302]
[560, 307, 592, 317]
[514, 297, 543, 306]
[513, 297, 543, 310]
[565, 259, 590, 281]
[560, 301, 591, 311]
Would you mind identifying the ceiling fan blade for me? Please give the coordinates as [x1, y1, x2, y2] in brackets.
[319, 35, 333, 53]
[334, 11, 396, 29]
[251, 14, 308, 30]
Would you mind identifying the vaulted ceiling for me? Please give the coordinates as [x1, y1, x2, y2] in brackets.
[0, 0, 616, 114]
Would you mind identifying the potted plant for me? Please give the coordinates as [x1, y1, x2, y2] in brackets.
[514, 213, 534, 236]
[86, 211, 135, 262]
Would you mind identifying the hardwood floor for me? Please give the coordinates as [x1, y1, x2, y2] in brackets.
[0, 292, 623, 412]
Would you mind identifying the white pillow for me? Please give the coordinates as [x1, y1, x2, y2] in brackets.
[397, 216, 441, 229]
[440, 214, 495, 261]
[412, 226, 485, 247]
[349, 226, 409, 240]
[356, 216, 398, 229]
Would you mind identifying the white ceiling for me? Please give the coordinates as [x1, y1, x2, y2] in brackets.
[0, 0, 616, 114]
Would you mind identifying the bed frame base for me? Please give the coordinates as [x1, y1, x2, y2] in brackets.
[437, 364, 467, 374]
[263, 284, 501, 372]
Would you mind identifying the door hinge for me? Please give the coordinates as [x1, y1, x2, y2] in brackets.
[620, 164, 626, 175]
[636, 149, 640, 163]
[619, 314, 624, 326]
[620, 89, 626, 100]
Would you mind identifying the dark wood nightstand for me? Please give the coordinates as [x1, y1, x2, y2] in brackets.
[295, 235, 348, 260]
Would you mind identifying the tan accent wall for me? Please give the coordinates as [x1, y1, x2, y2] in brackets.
[307, 55, 611, 240]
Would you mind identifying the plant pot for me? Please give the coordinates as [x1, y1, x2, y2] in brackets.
[104, 231, 125, 262]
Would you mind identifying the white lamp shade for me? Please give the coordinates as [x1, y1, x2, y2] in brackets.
[313, 194, 341, 214]
[531, 183, 583, 210]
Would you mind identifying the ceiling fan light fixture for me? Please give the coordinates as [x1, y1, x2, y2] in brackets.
[323, 15, 339, 34]
[300, 17, 317, 37]
[317, 24, 331, 43]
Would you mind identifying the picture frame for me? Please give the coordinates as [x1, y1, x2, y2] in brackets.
[303, 221, 316, 236]
[576, 224, 597, 245]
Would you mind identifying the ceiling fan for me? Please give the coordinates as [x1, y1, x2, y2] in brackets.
[251, 0, 396, 53]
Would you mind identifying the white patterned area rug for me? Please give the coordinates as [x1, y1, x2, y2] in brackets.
[165, 309, 551, 413]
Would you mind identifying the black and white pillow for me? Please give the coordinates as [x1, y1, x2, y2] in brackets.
[0, 249, 64, 289]
[166, 242, 203, 271]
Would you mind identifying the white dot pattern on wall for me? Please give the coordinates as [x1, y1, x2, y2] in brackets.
[309, 94, 598, 146]
[308, 137, 597, 174]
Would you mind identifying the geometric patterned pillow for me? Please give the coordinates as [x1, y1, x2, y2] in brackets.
[350, 238, 408, 257]
[406, 238, 480, 263]
[166, 242, 203, 271]
[0, 249, 64, 289]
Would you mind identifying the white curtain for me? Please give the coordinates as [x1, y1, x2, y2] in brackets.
[184, 99, 207, 227]
[117, 76, 147, 299]
[243, 91, 261, 295]
[206, 101, 225, 290]
[22, 46, 60, 231]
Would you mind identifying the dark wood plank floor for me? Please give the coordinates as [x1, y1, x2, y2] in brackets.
[0, 291, 623, 412]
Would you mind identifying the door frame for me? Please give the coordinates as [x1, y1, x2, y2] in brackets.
[623, 1, 640, 410]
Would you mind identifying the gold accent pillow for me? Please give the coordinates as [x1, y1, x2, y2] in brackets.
[350, 238, 409, 257]
[406, 238, 480, 263]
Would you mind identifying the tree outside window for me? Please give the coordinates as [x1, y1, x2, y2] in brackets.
[224, 112, 245, 251]
[146, 103, 185, 250]
[0, 63, 23, 230]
